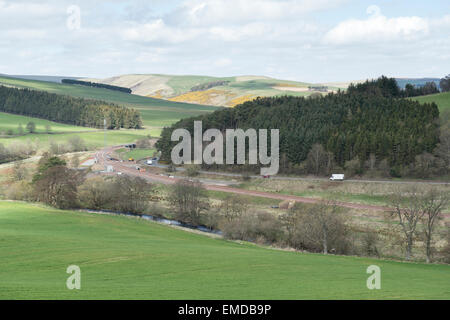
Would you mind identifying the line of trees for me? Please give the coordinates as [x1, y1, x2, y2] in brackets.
[347, 76, 439, 98]
[440, 75, 450, 92]
[0, 85, 142, 129]
[4, 163, 449, 263]
[61, 79, 132, 94]
[166, 179, 449, 263]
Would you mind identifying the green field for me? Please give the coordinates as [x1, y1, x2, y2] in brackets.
[1, 201, 449, 299]
[115, 148, 156, 161]
[0, 129, 154, 150]
[0, 112, 96, 135]
[415, 91, 450, 112]
[0, 76, 218, 128]
[0, 111, 135, 149]
[0, 112, 156, 149]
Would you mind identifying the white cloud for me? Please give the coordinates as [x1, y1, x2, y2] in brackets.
[324, 5, 429, 45]
[1, 28, 47, 40]
[430, 14, 450, 29]
[214, 58, 232, 67]
[209, 23, 269, 41]
[0, 0, 58, 17]
[0, 1, 448, 82]
[120, 19, 202, 44]
[171, 0, 347, 26]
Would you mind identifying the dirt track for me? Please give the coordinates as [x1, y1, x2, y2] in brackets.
[95, 147, 391, 212]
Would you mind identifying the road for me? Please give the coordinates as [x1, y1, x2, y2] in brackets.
[95, 146, 392, 212]
[153, 163, 450, 185]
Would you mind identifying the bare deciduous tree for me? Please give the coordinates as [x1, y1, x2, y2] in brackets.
[111, 175, 153, 214]
[307, 144, 327, 175]
[78, 176, 114, 210]
[290, 201, 349, 254]
[12, 161, 28, 181]
[420, 189, 449, 263]
[169, 179, 209, 225]
[389, 186, 425, 260]
[34, 164, 85, 209]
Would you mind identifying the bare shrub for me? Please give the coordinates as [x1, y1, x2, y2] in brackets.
[360, 232, 380, 257]
[169, 179, 209, 225]
[186, 165, 200, 177]
[110, 175, 153, 214]
[220, 194, 248, 222]
[78, 176, 114, 210]
[67, 136, 87, 152]
[282, 201, 352, 254]
[220, 211, 283, 244]
[6, 181, 34, 201]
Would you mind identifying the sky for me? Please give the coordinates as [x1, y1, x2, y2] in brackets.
[0, 0, 449, 82]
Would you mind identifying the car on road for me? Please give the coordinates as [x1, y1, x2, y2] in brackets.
[128, 158, 135, 162]
[117, 172, 123, 175]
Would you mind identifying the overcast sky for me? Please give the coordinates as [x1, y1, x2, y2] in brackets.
[0, 0, 449, 82]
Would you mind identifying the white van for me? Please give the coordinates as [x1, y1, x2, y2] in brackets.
[330, 174, 344, 181]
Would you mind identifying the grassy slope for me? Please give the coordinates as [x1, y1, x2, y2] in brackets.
[0, 76, 218, 128]
[0, 76, 217, 148]
[0, 111, 158, 149]
[0, 201, 449, 300]
[0, 112, 96, 135]
[415, 91, 450, 112]
[0, 128, 152, 149]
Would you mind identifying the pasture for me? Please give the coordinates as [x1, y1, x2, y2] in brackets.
[115, 148, 156, 161]
[0, 128, 153, 150]
[0, 201, 449, 299]
[415, 91, 450, 112]
[0, 112, 96, 135]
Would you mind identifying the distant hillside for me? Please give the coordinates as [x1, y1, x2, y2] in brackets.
[395, 78, 441, 89]
[415, 91, 450, 112]
[0, 73, 81, 83]
[0, 76, 218, 129]
[85, 74, 344, 107]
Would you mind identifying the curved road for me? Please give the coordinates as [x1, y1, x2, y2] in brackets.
[95, 146, 392, 212]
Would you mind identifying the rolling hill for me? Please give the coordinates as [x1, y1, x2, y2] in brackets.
[0, 76, 218, 129]
[1, 201, 449, 299]
[85, 74, 343, 107]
